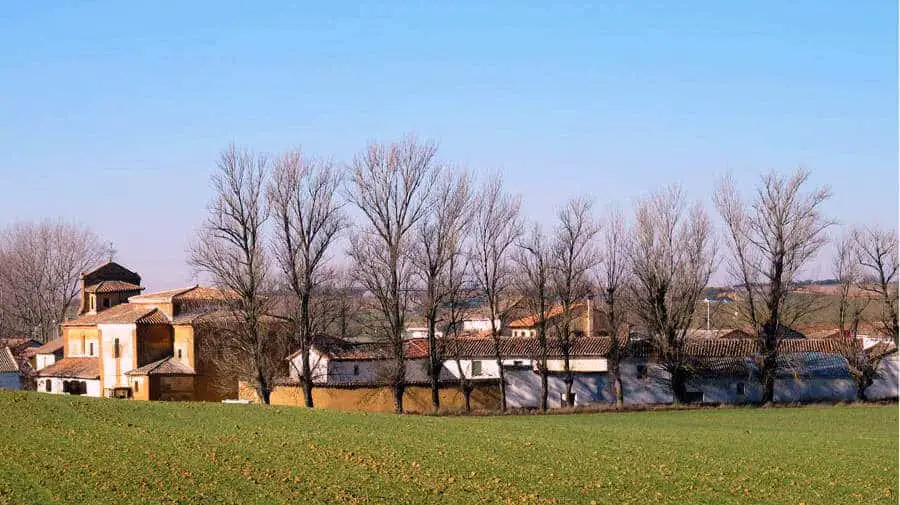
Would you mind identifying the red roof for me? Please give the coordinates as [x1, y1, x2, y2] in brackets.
[36, 357, 100, 379]
[34, 338, 63, 355]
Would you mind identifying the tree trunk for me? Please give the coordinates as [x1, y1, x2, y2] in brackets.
[759, 333, 777, 404]
[428, 317, 440, 413]
[301, 347, 314, 408]
[564, 375, 575, 407]
[463, 384, 472, 412]
[670, 367, 685, 406]
[393, 383, 405, 414]
[257, 373, 271, 405]
[496, 356, 507, 412]
[539, 363, 548, 413]
[611, 360, 624, 408]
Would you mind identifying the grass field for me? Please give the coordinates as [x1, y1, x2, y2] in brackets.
[0, 392, 896, 504]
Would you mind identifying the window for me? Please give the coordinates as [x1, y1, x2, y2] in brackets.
[471, 360, 482, 377]
[45, 380, 51, 392]
[177, 348, 182, 359]
[134, 381, 139, 393]
[89, 342, 94, 356]
[114, 338, 120, 358]
[636, 364, 648, 379]
[352, 365, 359, 376]
[102, 298, 110, 308]
[736, 382, 745, 396]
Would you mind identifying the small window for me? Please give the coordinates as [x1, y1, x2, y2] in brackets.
[512, 360, 523, 367]
[471, 360, 482, 377]
[89, 342, 94, 356]
[177, 348, 182, 359]
[134, 381, 139, 393]
[102, 298, 110, 308]
[114, 338, 120, 358]
[352, 365, 359, 376]
[45, 380, 51, 392]
[637, 364, 648, 379]
[736, 382, 745, 396]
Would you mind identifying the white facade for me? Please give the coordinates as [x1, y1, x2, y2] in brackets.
[98, 323, 136, 390]
[35, 353, 58, 371]
[289, 349, 431, 385]
[36, 377, 102, 397]
[462, 318, 500, 332]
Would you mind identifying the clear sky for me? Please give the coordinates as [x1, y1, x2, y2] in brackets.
[0, 1, 896, 290]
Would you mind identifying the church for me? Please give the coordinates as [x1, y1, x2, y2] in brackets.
[36, 261, 234, 401]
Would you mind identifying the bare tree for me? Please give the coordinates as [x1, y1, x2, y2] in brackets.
[347, 136, 439, 414]
[190, 144, 280, 404]
[514, 223, 553, 412]
[853, 225, 899, 345]
[832, 232, 892, 400]
[599, 208, 629, 407]
[412, 168, 472, 412]
[470, 177, 522, 412]
[0, 220, 106, 342]
[628, 186, 714, 405]
[438, 249, 476, 412]
[715, 169, 833, 404]
[268, 149, 347, 408]
[551, 196, 600, 407]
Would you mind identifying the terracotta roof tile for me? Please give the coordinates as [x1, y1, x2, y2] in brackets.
[84, 280, 144, 294]
[37, 357, 100, 379]
[125, 356, 195, 376]
[34, 338, 63, 354]
[62, 304, 169, 326]
[0, 347, 20, 373]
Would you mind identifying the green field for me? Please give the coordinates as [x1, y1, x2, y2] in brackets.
[0, 392, 896, 504]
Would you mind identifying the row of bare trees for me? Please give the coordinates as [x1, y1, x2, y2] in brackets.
[189, 137, 897, 412]
[0, 220, 107, 342]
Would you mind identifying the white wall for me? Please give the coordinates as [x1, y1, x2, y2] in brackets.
[463, 319, 499, 332]
[35, 354, 57, 371]
[441, 358, 501, 380]
[37, 377, 102, 397]
[288, 349, 330, 383]
[98, 324, 135, 390]
[546, 358, 608, 372]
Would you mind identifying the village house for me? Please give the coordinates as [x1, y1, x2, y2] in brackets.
[0, 346, 22, 390]
[36, 261, 235, 401]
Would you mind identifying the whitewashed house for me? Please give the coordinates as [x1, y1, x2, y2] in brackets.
[34, 338, 64, 371]
[288, 336, 432, 385]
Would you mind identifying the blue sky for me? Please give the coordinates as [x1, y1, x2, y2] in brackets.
[0, 1, 895, 289]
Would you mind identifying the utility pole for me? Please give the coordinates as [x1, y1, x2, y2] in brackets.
[703, 298, 711, 332]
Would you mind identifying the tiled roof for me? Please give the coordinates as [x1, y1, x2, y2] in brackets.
[441, 336, 617, 359]
[303, 336, 430, 361]
[129, 285, 234, 303]
[37, 357, 100, 379]
[0, 347, 20, 373]
[125, 356, 195, 376]
[84, 280, 144, 294]
[34, 338, 63, 355]
[62, 304, 170, 326]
